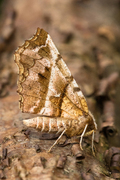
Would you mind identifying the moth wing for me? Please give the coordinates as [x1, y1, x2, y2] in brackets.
[15, 28, 88, 120]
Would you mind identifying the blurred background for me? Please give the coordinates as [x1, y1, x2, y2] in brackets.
[0, 0, 120, 142]
[1, 0, 120, 143]
[0, 0, 120, 178]
[1, 0, 120, 141]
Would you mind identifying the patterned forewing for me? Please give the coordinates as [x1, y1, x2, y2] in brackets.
[15, 28, 89, 118]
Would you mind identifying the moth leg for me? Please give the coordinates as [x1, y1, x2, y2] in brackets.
[48, 129, 66, 153]
[80, 124, 88, 150]
[92, 130, 95, 156]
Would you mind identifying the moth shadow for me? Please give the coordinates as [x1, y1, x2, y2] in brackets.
[22, 128, 60, 140]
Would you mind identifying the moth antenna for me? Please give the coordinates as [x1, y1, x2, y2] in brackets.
[80, 124, 88, 150]
[48, 129, 66, 153]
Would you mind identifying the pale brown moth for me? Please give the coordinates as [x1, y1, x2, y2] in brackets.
[14, 28, 97, 153]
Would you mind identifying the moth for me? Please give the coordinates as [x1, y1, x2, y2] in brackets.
[14, 28, 97, 152]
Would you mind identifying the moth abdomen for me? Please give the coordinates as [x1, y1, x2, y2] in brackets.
[23, 117, 70, 134]
[23, 115, 96, 136]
